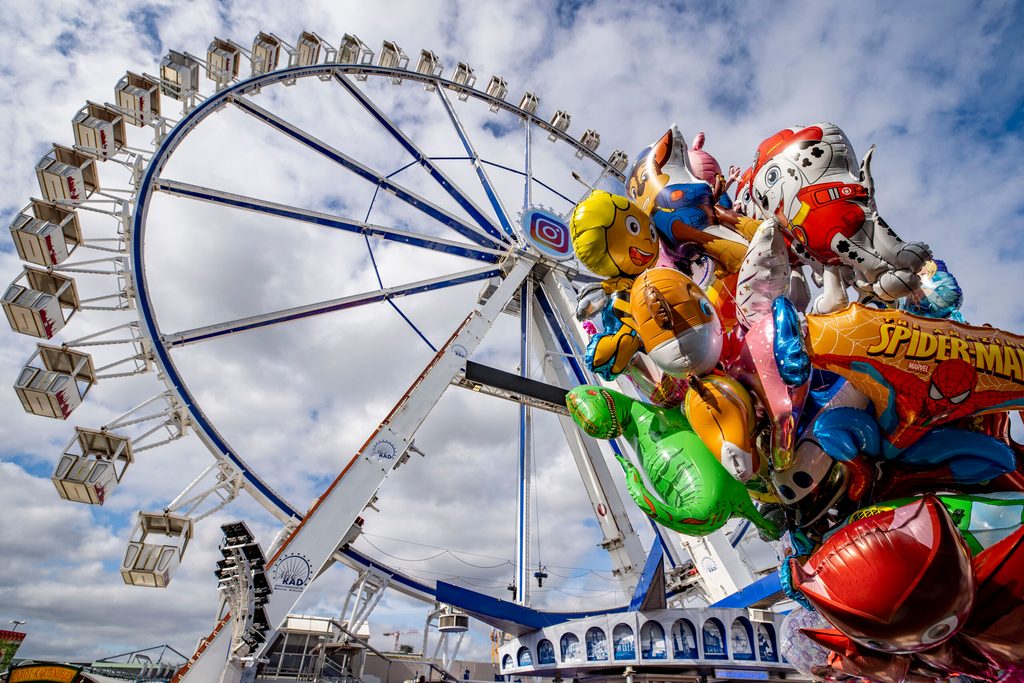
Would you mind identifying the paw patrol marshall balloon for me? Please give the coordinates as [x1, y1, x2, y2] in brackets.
[749, 122, 931, 302]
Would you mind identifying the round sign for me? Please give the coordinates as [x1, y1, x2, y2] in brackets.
[521, 208, 573, 261]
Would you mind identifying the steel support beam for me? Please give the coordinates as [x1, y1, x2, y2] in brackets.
[163, 266, 499, 347]
[529, 281, 646, 593]
[536, 271, 693, 571]
[516, 279, 533, 606]
[435, 86, 516, 240]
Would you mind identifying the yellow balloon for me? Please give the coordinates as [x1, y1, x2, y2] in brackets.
[570, 190, 659, 278]
[684, 374, 759, 481]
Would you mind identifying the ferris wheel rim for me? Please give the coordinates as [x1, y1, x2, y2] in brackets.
[129, 60, 630, 604]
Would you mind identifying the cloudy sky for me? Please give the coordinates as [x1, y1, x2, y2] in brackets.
[1, 0, 1022, 669]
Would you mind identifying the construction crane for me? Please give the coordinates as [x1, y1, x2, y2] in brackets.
[382, 629, 418, 651]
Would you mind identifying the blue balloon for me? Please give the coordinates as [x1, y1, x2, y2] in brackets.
[812, 407, 881, 462]
[896, 429, 1015, 483]
[772, 297, 810, 386]
[794, 371, 846, 441]
[585, 296, 637, 381]
[900, 260, 965, 322]
[651, 182, 716, 246]
[779, 556, 815, 612]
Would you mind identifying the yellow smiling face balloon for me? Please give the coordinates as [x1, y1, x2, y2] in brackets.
[570, 191, 660, 278]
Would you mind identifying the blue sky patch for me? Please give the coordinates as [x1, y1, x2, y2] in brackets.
[128, 5, 165, 54]
[55, 31, 78, 57]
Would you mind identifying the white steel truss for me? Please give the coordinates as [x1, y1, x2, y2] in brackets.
[339, 567, 392, 639]
[167, 462, 245, 523]
[422, 605, 467, 675]
[99, 390, 190, 453]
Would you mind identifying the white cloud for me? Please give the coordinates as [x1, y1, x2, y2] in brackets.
[1, 0, 1022, 669]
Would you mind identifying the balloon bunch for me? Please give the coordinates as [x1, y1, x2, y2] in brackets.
[564, 122, 1024, 681]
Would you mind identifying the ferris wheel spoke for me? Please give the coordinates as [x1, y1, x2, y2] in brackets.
[479, 159, 576, 207]
[154, 178, 503, 263]
[434, 85, 516, 240]
[162, 265, 500, 348]
[332, 73, 510, 245]
[229, 95, 503, 249]
[524, 122, 533, 209]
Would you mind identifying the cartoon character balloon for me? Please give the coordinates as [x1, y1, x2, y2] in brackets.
[687, 132, 740, 209]
[733, 166, 756, 218]
[570, 190, 659, 281]
[628, 268, 760, 480]
[557, 116, 1024, 679]
[686, 132, 723, 187]
[629, 268, 722, 377]
[901, 259, 965, 322]
[749, 122, 931, 302]
[802, 303, 1024, 482]
[772, 375, 873, 528]
[791, 495, 975, 653]
[627, 125, 750, 274]
[570, 191, 659, 379]
[791, 496, 1024, 674]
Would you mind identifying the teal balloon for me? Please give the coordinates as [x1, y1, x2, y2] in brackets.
[566, 385, 780, 539]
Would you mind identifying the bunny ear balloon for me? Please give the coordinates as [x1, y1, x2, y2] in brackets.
[563, 119, 1024, 669]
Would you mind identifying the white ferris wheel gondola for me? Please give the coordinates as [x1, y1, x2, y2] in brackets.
[115, 71, 161, 126]
[15, 344, 95, 419]
[72, 102, 127, 160]
[35, 144, 99, 204]
[8, 199, 83, 267]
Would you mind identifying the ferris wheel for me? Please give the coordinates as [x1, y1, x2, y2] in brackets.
[3, 30, 777, 681]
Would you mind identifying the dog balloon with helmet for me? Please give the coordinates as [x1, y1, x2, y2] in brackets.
[748, 122, 932, 308]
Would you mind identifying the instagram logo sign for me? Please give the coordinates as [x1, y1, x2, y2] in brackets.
[522, 208, 572, 261]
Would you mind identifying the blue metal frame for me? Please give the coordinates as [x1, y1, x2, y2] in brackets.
[628, 540, 665, 611]
[127, 64, 561, 611]
[166, 269, 497, 347]
[334, 73, 509, 245]
[482, 159, 576, 206]
[709, 574, 783, 609]
[155, 179, 502, 264]
[130, 63, 518, 524]
[361, 220, 439, 353]
[230, 95, 502, 249]
[435, 86, 517, 240]
[436, 581, 629, 637]
[387, 302, 437, 352]
[516, 281, 531, 604]
[132, 72, 313, 520]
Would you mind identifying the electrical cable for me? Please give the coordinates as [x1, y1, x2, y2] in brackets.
[361, 532, 620, 574]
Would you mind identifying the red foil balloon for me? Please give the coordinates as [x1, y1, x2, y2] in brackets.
[799, 628, 926, 683]
[962, 524, 1024, 666]
[792, 495, 975, 653]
